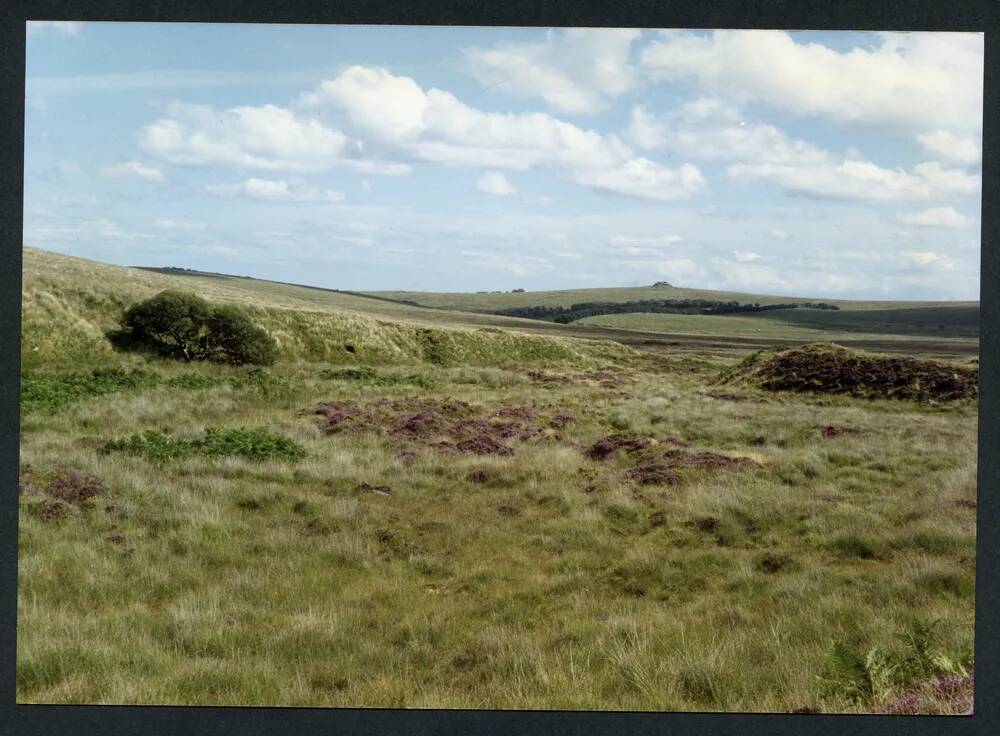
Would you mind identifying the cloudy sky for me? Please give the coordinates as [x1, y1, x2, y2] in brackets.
[23, 23, 983, 300]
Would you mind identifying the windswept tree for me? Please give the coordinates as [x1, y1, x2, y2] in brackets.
[202, 305, 278, 366]
[107, 290, 277, 366]
[110, 290, 210, 361]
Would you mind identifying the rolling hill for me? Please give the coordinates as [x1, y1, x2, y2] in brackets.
[20, 247, 979, 368]
[20, 247, 636, 371]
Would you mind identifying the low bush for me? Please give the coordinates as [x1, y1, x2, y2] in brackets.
[104, 427, 306, 462]
[202, 305, 278, 366]
[107, 290, 277, 366]
[820, 620, 972, 712]
[21, 368, 160, 412]
[21, 367, 287, 414]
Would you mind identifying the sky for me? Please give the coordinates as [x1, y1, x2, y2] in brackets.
[23, 22, 984, 300]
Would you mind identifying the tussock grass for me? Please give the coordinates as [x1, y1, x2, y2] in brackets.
[17, 247, 976, 711]
[17, 353, 976, 711]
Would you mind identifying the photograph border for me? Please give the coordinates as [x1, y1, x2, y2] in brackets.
[1, 1, 996, 734]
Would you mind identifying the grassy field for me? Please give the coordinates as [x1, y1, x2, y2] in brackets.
[368, 285, 978, 314]
[578, 312, 979, 347]
[17, 247, 978, 712]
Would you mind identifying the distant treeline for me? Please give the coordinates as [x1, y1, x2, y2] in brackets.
[489, 299, 840, 324]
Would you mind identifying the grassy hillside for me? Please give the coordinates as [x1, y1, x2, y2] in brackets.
[20, 248, 636, 371]
[746, 305, 979, 338]
[578, 311, 979, 347]
[368, 285, 978, 314]
[369, 284, 978, 357]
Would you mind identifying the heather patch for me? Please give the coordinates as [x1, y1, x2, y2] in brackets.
[18, 466, 108, 522]
[19, 465, 107, 506]
[311, 397, 563, 456]
[622, 449, 752, 487]
[721, 343, 977, 402]
[585, 435, 655, 461]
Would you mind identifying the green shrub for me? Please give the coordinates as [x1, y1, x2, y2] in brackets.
[202, 305, 277, 366]
[104, 427, 306, 462]
[109, 290, 212, 361]
[820, 621, 972, 708]
[197, 427, 305, 460]
[21, 368, 160, 412]
[318, 366, 435, 388]
[107, 290, 277, 366]
[819, 640, 896, 704]
[20, 367, 256, 413]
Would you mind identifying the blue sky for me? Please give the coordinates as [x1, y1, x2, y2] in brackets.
[24, 22, 983, 300]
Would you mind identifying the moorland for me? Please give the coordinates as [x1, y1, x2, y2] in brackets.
[16, 246, 978, 713]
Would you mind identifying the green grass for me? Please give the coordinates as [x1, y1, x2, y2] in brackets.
[578, 311, 979, 344]
[17, 247, 977, 712]
[368, 285, 977, 314]
[21, 247, 636, 372]
[103, 427, 307, 462]
[18, 356, 976, 711]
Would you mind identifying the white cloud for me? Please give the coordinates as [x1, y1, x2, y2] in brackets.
[27, 21, 83, 36]
[302, 65, 704, 201]
[625, 97, 980, 204]
[767, 228, 789, 240]
[627, 99, 830, 166]
[140, 102, 355, 173]
[99, 160, 164, 182]
[578, 158, 705, 201]
[138, 66, 701, 202]
[728, 159, 979, 202]
[463, 28, 640, 114]
[476, 171, 517, 196]
[899, 250, 956, 270]
[733, 250, 763, 262]
[898, 206, 970, 228]
[640, 30, 983, 136]
[917, 130, 981, 165]
[207, 178, 344, 203]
